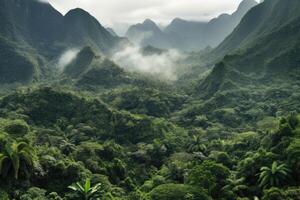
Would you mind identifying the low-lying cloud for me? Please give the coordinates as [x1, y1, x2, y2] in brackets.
[129, 31, 153, 46]
[57, 49, 79, 70]
[112, 45, 186, 81]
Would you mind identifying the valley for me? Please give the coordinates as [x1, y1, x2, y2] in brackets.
[0, 0, 299, 199]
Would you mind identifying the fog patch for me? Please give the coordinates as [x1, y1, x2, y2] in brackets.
[112, 45, 185, 81]
[129, 31, 153, 46]
[57, 49, 79, 70]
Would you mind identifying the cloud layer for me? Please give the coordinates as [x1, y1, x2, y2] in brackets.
[112, 46, 185, 81]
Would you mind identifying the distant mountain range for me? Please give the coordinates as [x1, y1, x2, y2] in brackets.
[0, 0, 125, 83]
[126, 0, 258, 52]
[2, 0, 299, 91]
[126, 19, 170, 49]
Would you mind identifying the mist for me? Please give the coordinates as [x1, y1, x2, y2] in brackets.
[128, 31, 154, 46]
[57, 49, 79, 70]
[112, 45, 186, 81]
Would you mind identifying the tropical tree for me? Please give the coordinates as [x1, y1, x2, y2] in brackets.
[222, 174, 248, 198]
[0, 140, 36, 180]
[187, 160, 230, 197]
[258, 161, 291, 189]
[262, 187, 287, 200]
[68, 178, 102, 200]
[60, 138, 76, 156]
[287, 139, 300, 168]
[187, 135, 207, 153]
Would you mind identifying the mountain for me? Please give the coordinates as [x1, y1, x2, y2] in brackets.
[164, 0, 257, 51]
[199, 0, 258, 48]
[0, 0, 63, 83]
[164, 18, 207, 51]
[63, 46, 126, 85]
[210, 0, 300, 61]
[0, 35, 40, 83]
[198, 0, 300, 96]
[0, 0, 124, 84]
[62, 8, 120, 53]
[106, 27, 118, 37]
[125, 0, 257, 51]
[0, 0, 63, 50]
[126, 19, 169, 48]
[63, 46, 150, 89]
[63, 46, 97, 78]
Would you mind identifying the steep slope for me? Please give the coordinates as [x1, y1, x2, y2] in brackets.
[0, 0, 124, 83]
[106, 27, 118, 37]
[201, 0, 258, 48]
[125, 0, 257, 52]
[62, 8, 121, 53]
[164, 0, 257, 51]
[0, 0, 63, 83]
[0, 0, 63, 52]
[199, 0, 300, 97]
[62, 46, 145, 89]
[0, 0, 123, 57]
[0, 36, 39, 83]
[63, 46, 96, 78]
[210, 0, 300, 62]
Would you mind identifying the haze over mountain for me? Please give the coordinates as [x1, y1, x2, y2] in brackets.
[126, 19, 169, 48]
[0, 0, 124, 83]
[126, 0, 258, 51]
[45, 0, 252, 32]
[1, 0, 300, 199]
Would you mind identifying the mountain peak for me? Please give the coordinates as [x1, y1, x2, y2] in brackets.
[138, 19, 162, 33]
[173, 18, 184, 22]
[236, 0, 258, 14]
[143, 19, 157, 26]
[170, 18, 186, 25]
[65, 8, 91, 18]
[126, 18, 161, 35]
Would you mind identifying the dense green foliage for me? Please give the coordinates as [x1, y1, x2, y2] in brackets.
[68, 178, 102, 200]
[0, 85, 299, 199]
[0, 0, 125, 84]
[0, 0, 300, 199]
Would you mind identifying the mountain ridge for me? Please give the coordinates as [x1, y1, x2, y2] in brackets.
[125, 0, 258, 51]
[198, 0, 300, 97]
[0, 0, 125, 83]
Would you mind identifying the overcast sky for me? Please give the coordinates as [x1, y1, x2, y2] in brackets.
[45, 0, 248, 35]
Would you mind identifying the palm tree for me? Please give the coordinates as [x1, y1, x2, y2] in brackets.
[60, 138, 76, 155]
[187, 135, 207, 153]
[68, 178, 102, 200]
[258, 161, 291, 189]
[0, 141, 36, 180]
[222, 173, 248, 198]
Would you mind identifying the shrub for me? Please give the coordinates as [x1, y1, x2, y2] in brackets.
[262, 187, 286, 200]
[3, 119, 29, 136]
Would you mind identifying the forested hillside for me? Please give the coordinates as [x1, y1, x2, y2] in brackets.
[0, 0, 125, 84]
[0, 0, 299, 199]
